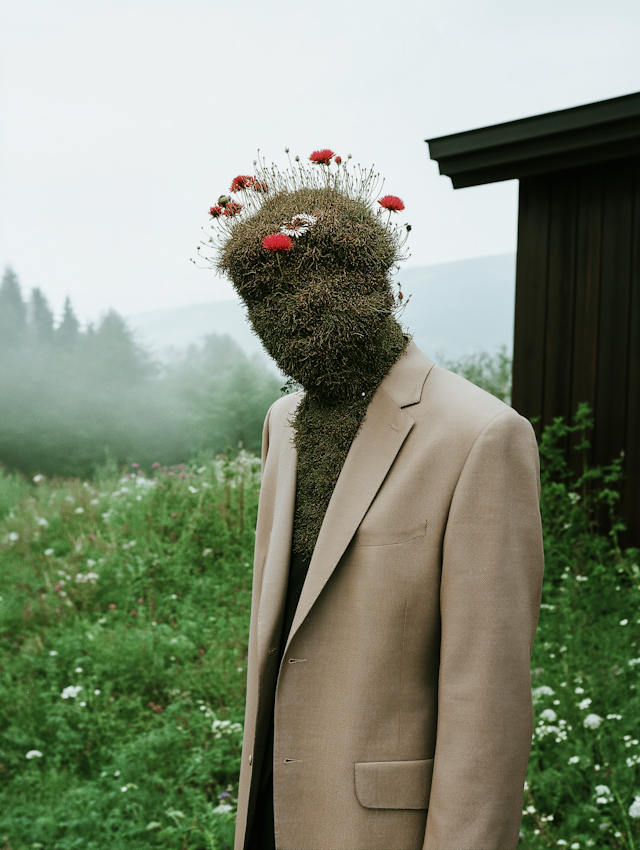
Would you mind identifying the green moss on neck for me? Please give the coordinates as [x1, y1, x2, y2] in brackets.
[291, 322, 408, 558]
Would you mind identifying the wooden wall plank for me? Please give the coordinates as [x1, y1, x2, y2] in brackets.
[512, 176, 550, 427]
[623, 159, 640, 546]
[542, 172, 578, 431]
[594, 163, 634, 471]
[569, 167, 604, 472]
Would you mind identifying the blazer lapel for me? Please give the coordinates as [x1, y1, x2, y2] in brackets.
[281, 384, 415, 659]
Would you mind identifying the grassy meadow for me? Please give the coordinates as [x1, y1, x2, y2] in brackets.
[1, 394, 640, 848]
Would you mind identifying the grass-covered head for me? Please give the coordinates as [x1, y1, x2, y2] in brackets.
[204, 155, 410, 399]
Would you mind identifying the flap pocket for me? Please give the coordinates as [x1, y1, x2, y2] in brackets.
[353, 519, 427, 548]
[354, 758, 434, 810]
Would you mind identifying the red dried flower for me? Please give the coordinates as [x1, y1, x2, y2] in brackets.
[309, 149, 335, 165]
[209, 205, 224, 218]
[334, 156, 342, 165]
[223, 201, 243, 217]
[230, 175, 254, 193]
[378, 195, 405, 213]
[262, 233, 294, 252]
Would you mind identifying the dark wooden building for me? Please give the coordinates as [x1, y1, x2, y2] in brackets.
[426, 92, 640, 546]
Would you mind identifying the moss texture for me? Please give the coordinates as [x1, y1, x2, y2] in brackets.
[215, 184, 409, 558]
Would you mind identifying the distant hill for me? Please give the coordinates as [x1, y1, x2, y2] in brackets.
[128, 253, 516, 372]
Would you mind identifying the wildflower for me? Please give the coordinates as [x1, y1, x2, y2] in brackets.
[209, 204, 224, 218]
[578, 698, 592, 710]
[252, 179, 269, 192]
[309, 149, 335, 165]
[335, 156, 342, 165]
[188, 486, 198, 494]
[170, 512, 179, 518]
[533, 685, 555, 698]
[203, 548, 213, 556]
[108, 603, 117, 610]
[262, 233, 293, 252]
[540, 708, 557, 722]
[230, 175, 254, 192]
[44, 548, 54, 555]
[130, 609, 138, 617]
[79, 701, 86, 707]
[121, 786, 128, 792]
[94, 689, 101, 695]
[61, 685, 83, 699]
[37, 517, 48, 527]
[25, 750, 43, 759]
[33, 474, 44, 483]
[75, 507, 84, 514]
[620, 619, 628, 626]
[378, 195, 405, 213]
[213, 803, 233, 814]
[629, 796, 640, 818]
[584, 713, 602, 729]
[629, 658, 640, 666]
[280, 213, 318, 238]
[575, 687, 585, 694]
[223, 201, 243, 217]
[568, 756, 580, 764]
[8, 532, 18, 542]
[75, 667, 83, 673]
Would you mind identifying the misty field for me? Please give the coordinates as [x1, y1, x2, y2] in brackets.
[1, 412, 640, 848]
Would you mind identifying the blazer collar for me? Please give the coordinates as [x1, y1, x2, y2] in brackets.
[258, 340, 434, 666]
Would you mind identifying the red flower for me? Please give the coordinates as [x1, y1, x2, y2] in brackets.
[230, 175, 254, 193]
[108, 603, 117, 610]
[378, 195, 405, 213]
[130, 609, 138, 617]
[209, 205, 224, 218]
[262, 233, 293, 252]
[223, 201, 243, 217]
[309, 149, 335, 165]
[251, 179, 269, 193]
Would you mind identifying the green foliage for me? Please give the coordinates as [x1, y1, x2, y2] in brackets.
[0, 267, 282, 479]
[437, 343, 512, 403]
[0, 452, 260, 848]
[520, 405, 640, 849]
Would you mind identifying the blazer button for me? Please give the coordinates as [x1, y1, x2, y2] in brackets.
[249, 754, 253, 766]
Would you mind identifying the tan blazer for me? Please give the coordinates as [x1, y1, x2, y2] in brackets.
[235, 341, 544, 850]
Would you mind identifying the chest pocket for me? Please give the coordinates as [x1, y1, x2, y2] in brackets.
[352, 518, 427, 547]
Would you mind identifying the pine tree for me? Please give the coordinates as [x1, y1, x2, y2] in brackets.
[56, 297, 80, 347]
[0, 266, 28, 351]
[29, 288, 55, 345]
[90, 309, 155, 383]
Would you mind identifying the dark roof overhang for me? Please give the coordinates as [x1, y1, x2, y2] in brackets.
[426, 91, 640, 188]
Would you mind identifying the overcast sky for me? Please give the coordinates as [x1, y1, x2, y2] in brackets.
[1, 0, 639, 326]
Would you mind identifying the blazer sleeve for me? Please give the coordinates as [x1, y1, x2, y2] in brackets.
[423, 409, 544, 850]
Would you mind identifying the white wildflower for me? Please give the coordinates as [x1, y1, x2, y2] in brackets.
[8, 532, 19, 542]
[280, 213, 318, 238]
[49, 650, 58, 656]
[607, 714, 622, 720]
[578, 698, 592, 710]
[620, 619, 628, 626]
[44, 548, 54, 555]
[75, 667, 83, 673]
[188, 486, 198, 494]
[540, 709, 557, 722]
[575, 687, 585, 694]
[595, 785, 611, 797]
[61, 685, 83, 699]
[629, 796, 640, 818]
[26, 750, 43, 759]
[584, 713, 602, 729]
[37, 517, 49, 527]
[533, 685, 555, 698]
[114, 770, 120, 777]
[33, 474, 44, 483]
[629, 658, 640, 667]
[74, 507, 84, 514]
[568, 756, 580, 764]
[94, 689, 101, 695]
[213, 803, 233, 814]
